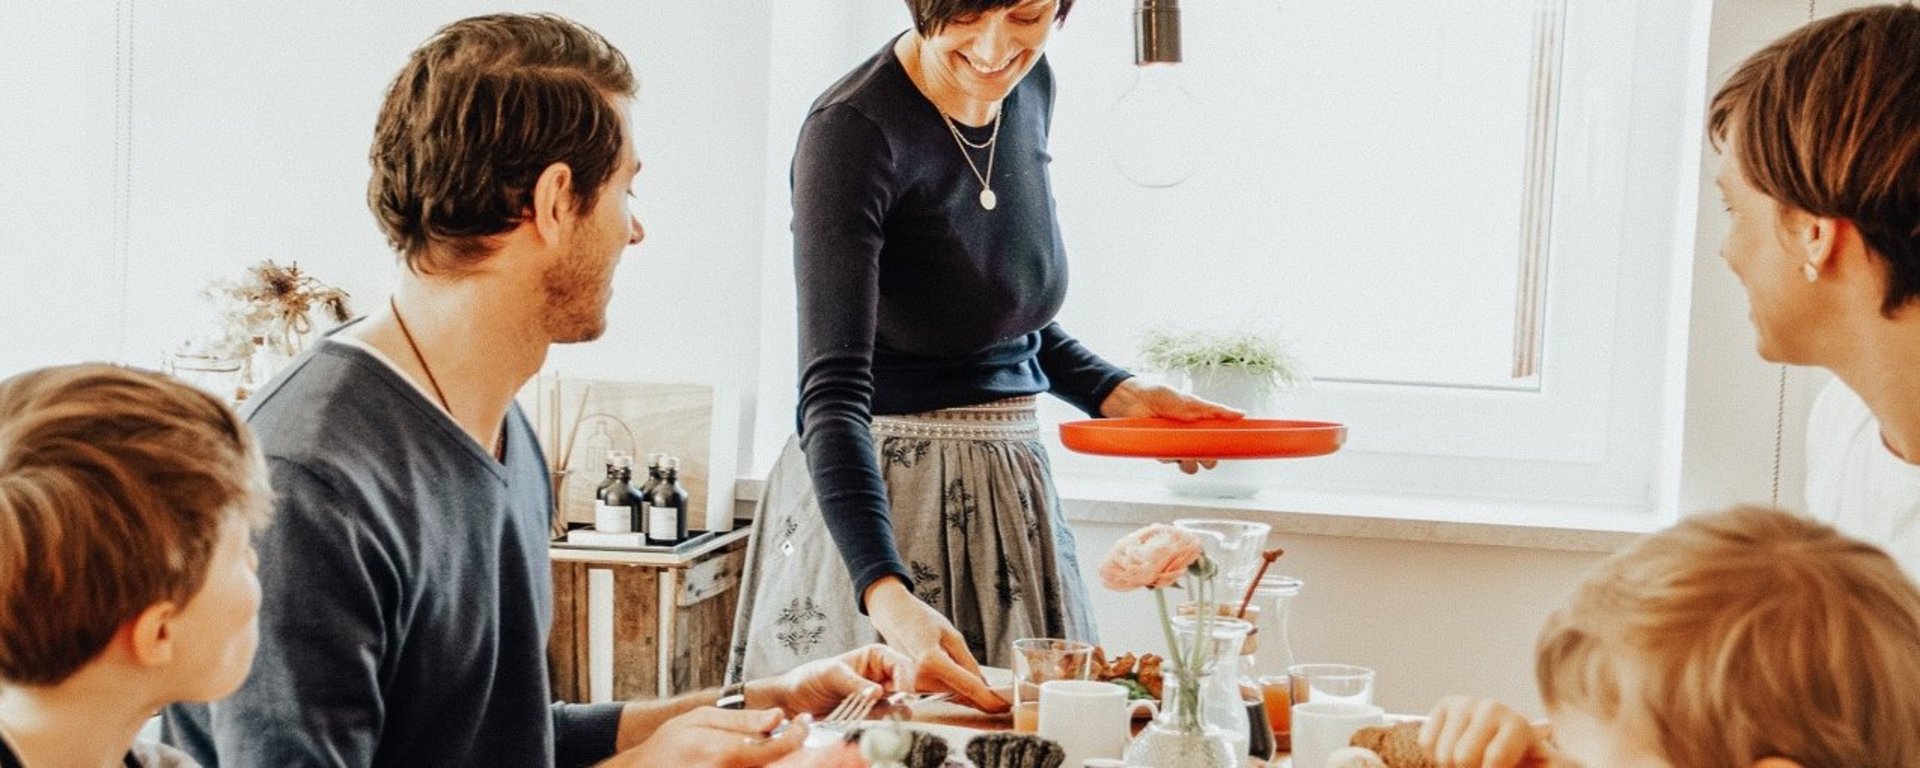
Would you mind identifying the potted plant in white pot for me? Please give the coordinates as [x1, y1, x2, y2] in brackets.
[1139, 326, 1307, 417]
[1138, 326, 1308, 498]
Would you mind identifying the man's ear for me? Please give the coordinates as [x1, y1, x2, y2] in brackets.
[125, 601, 179, 668]
[529, 162, 576, 248]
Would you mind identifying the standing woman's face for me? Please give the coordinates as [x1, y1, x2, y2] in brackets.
[918, 0, 1060, 109]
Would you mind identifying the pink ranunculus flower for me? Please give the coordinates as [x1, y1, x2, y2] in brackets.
[1099, 523, 1205, 592]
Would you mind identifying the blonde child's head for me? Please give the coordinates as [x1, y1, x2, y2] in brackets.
[1535, 506, 1920, 767]
[0, 364, 271, 701]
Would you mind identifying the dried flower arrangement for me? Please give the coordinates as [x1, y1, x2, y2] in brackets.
[193, 260, 353, 361]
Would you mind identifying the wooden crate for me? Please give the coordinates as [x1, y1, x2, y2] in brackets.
[547, 530, 749, 702]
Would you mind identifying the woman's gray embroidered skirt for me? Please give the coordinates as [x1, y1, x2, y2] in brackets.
[727, 396, 1097, 683]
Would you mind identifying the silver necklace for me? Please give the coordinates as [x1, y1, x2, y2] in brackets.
[941, 108, 1002, 210]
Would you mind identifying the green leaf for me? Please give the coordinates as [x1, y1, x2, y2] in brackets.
[1136, 325, 1310, 390]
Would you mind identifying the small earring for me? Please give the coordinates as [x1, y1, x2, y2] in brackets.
[1802, 262, 1819, 282]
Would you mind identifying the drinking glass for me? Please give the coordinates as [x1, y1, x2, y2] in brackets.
[1288, 663, 1376, 706]
[1011, 638, 1093, 732]
[1172, 519, 1273, 594]
[163, 351, 245, 405]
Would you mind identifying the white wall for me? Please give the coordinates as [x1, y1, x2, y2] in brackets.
[0, 4, 122, 370]
[0, 1, 774, 408]
[1073, 520, 1607, 717]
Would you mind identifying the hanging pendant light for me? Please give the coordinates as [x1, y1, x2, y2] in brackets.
[1107, 0, 1205, 188]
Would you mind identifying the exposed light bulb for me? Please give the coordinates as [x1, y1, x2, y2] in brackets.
[1106, 0, 1204, 188]
[1107, 64, 1204, 188]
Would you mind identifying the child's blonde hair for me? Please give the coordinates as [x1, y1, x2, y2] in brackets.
[1536, 506, 1920, 766]
[0, 364, 270, 686]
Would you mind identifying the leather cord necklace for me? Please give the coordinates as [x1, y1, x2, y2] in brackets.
[390, 296, 504, 458]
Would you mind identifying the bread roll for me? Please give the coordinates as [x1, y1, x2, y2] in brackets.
[1348, 721, 1434, 768]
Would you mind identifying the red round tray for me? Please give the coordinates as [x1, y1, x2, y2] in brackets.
[1059, 418, 1346, 460]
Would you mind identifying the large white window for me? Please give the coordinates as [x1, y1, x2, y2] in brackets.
[1031, 0, 1707, 512]
[759, 0, 1713, 516]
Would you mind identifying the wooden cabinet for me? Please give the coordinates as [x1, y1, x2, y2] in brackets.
[547, 528, 749, 701]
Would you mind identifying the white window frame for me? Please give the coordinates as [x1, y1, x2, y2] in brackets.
[1034, 0, 1713, 515]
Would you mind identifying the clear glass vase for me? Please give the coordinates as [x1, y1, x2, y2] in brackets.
[1125, 670, 1239, 768]
[1123, 613, 1251, 768]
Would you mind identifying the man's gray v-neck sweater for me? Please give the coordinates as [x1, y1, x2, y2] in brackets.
[163, 339, 624, 767]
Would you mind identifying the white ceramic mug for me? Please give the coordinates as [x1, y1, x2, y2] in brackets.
[1291, 701, 1385, 768]
[1037, 680, 1156, 768]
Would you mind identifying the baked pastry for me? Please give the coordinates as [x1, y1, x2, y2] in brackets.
[1087, 646, 1165, 700]
[1349, 721, 1435, 768]
[1133, 654, 1164, 700]
[963, 732, 1066, 768]
[1326, 746, 1390, 768]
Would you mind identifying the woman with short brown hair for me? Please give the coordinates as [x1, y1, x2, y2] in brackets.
[1708, 3, 1920, 577]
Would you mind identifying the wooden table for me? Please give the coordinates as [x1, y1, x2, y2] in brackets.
[547, 527, 750, 701]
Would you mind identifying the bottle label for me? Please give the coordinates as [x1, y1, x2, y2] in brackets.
[594, 501, 631, 533]
[650, 505, 676, 543]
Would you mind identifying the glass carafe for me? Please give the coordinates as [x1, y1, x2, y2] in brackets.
[1124, 615, 1251, 768]
[1244, 575, 1302, 754]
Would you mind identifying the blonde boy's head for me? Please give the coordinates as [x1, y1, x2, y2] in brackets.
[1536, 506, 1920, 767]
[0, 364, 270, 687]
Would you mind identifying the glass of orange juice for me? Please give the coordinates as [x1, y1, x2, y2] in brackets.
[1258, 675, 1292, 752]
[1012, 701, 1042, 732]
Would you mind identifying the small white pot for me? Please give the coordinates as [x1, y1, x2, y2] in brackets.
[1164, 368, 1279, 499]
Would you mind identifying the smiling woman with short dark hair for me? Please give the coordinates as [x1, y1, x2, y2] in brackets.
[728, 0, 1240, 710]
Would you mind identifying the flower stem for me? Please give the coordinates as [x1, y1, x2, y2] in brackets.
[1190, 575, 1209, 677]
[1155, 587, 1183, 668]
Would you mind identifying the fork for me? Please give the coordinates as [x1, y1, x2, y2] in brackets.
[887, 691, 953, 708]
[756, 691, 870, 743]
[813, 687, 883, 732]
[762, 688, 935, 742]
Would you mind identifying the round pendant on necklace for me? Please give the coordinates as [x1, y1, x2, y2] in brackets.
[979, 188, 998, 210]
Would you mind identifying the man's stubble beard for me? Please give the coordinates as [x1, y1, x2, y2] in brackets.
[541, 228, 614, 345]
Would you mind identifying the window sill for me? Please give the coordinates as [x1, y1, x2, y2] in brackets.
[732, 476, 1663, 554]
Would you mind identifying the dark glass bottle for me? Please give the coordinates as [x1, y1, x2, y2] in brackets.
[646, 455, 689, 545]
[603, 454, 646, 536]
[594, 450, 626, 506]
[638, 453, 665, 504]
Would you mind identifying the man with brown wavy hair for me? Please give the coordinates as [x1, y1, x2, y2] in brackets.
[1707, 3, 1920, 575]
[162, 13, 912, 768]
[0, 364, 271, 767]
